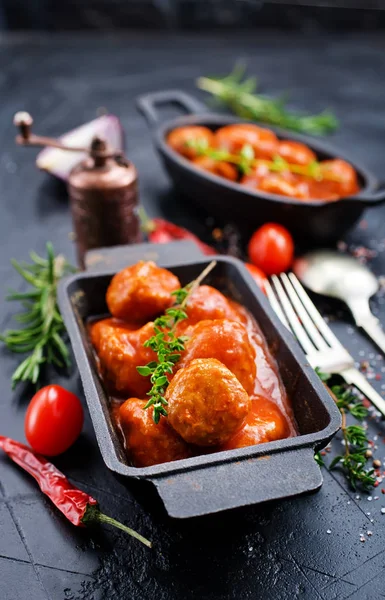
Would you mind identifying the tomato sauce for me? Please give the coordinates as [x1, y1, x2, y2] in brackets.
[88, 261, 297, 467]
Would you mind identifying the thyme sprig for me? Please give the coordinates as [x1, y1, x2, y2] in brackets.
[316, 371, 375, 491]
[330, 409, 376, 491]
[0, 243, 75, 388]
[197, 65, 338, 135]
[187, 138, 342, 182]
[137, 260, 217, 424]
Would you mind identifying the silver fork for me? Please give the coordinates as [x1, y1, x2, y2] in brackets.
[266, 272, 385, 416]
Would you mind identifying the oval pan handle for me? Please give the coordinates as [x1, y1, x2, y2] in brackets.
[137, 90, 208, 128]
[152, 447, 322, 518]
[352, 182, 385, 205]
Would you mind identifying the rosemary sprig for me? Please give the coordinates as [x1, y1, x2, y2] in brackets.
[187, 138, 342, 182]
[316, 370, 375, 491]
[0, 243, 75, 389]
[197, 65, 338, 135]
[137, 260, 217, 424]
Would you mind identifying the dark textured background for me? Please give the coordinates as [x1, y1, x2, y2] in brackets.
[1, 1, 385, 30]
[1, 31, 385, 600]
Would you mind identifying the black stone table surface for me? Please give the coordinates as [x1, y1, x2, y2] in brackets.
[1, 31, 385, 600]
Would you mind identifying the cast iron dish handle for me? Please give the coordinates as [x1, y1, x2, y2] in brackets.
[152, 446, 322, 518]
[354, 182, 385, 204]
[137, 90, 208, 128]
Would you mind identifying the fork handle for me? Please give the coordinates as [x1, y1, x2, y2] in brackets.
[340, 367, 385, 416]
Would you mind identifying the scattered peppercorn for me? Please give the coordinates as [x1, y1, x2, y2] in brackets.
[212, 228, 223, 242]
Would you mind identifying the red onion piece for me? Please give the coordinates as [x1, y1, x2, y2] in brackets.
[36, 115, 124, 180]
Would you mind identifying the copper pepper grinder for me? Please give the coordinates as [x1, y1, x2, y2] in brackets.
[13, 112, 142, 268]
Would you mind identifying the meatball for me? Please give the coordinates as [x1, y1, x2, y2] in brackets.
[91, 319, 156, 397]
[119, 398, 191, 467]
[241, 163, 270, 189]
[257, 172, 311, 199]
[277, 141, 316, 166]
[318, 159, 360, 197]
[220, 397, 290, 451]
[215, 124, 278, 159]
[179, 319, 256, 394]
[184, 285, 241, 325]
[192, 156, 238, 181]
[167, 126, 215, 160]
[106, 261, 180, 322]
[89, 318, 136, 352]
[165, 358, 251, 446]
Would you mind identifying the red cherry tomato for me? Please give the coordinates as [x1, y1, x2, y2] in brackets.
[25, 385, 84, 456]
[248, 223, 294, 275]
[245, 263, 267, 294]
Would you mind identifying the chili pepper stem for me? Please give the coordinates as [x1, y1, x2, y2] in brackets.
[83, 504, 152, 548]
[137, 206, 156, 234]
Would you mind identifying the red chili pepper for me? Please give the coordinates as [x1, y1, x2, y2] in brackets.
[0, 436, 151, 547]
[140, 207, 216, 256]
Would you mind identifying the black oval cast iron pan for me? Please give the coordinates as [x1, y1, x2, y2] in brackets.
[137, 90, 385, 245]
[58, 243, 341, 518]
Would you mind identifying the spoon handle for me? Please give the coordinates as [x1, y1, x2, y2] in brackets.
[347, 297, 385, 355]
[341, 367, 385, 416]
[359, 318, 385, 356]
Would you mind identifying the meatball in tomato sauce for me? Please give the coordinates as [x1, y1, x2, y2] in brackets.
[90, 319, 155, 398]
[166, 358, 251, 446]
[220, 396, 290, 451]
[106, 260, 180, 323]
[179, 319, 256, 395]
[215, 124, 278, 159]
[184, 285, 242, 325]
[119, 398, 191, 467]
[167, 126, 215, 160]
[277, 141, 316, 166]
[192, 156, 238, 181]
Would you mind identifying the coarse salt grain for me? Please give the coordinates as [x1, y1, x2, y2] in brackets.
[381, 508, 385, 514]
[326, 529, 331, 534]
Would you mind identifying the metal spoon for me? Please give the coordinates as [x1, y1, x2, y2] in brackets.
[294, 249, 385, 355]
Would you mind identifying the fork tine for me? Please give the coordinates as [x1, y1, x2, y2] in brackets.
[280, 273, 330, 351]
[270, 275, 316, 355]
[288, 273, 344, 348]
[264, 280, 290, 330]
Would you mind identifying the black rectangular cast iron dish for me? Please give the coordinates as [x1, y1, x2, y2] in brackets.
[58, 250, 341, 518]
[137, 90, 385, 245]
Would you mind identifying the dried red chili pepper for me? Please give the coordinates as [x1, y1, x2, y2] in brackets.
[140, 209, 216, 256]
[0, 436, 151, 547]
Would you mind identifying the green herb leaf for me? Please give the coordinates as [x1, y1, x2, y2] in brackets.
[136, 366, 154, 377]
[137, 260, 217, 423]
[197, 67, 338, 135]
[1, 243, 75, 388]
[316, 369, 376, 492]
